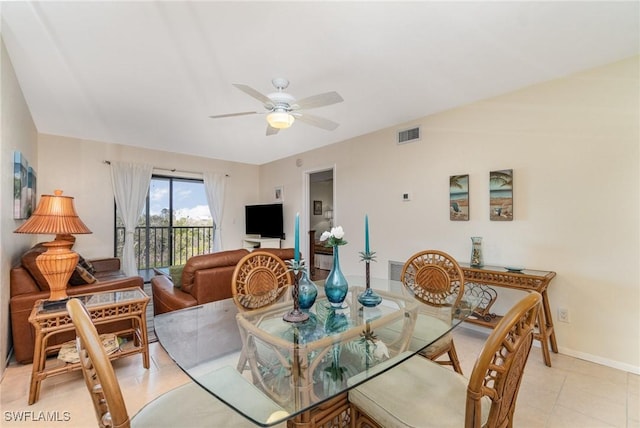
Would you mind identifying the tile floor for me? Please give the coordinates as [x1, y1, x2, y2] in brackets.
[1, 327, 638, 428]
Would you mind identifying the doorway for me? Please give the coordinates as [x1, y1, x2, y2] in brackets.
[306, 167, 334, 280]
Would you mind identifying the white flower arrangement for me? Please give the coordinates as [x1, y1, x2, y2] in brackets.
[320, 226, 348, 247]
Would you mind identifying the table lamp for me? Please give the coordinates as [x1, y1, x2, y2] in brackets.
[14, 189, 92, 303]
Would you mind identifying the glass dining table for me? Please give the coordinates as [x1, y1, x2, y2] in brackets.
[154, 275, 481, 427]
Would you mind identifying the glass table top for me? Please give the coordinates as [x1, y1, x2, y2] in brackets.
[35, 287, 147, 314]
[154, 276, 480, 426]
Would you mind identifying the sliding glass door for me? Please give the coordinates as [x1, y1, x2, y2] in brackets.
[115, 176, 214, 269]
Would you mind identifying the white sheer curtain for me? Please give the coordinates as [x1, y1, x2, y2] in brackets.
[203, 172, 226, 252]
[110, 161, 153, 276]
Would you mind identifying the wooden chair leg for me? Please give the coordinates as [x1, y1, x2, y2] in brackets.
[448, 341, 464, 374]
[350, 403, 381, 428]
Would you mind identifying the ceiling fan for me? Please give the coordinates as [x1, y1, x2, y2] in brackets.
[209, 78, 344, 136]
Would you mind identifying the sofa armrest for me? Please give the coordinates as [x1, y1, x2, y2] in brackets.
[151, 275, 198, 316]
[90, 257, 121, 273]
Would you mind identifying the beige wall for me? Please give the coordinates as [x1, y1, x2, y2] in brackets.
[1, 39, 38, 375]
[260, 57, 640, 372]
[2, 51, 638, 374]
[36, 135, 261, 258]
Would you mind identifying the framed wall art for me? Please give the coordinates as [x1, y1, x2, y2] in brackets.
[274, 186, 284, 202]
[313, 200, 322, 215]
[449, 174, 469, 221]
[490, 169, 513, 221]
[13, 151, 35, 219]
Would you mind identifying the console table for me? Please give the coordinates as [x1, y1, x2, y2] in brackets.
[459, 263, 557, 366]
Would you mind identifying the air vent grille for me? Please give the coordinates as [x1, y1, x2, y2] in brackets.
[397, 126, 421, 144]
[388, 260, 404, 281]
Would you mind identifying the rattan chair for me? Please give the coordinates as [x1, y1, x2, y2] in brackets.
[232, 251, 294, 374]
[66, 298, 286, 428]
[349, 291, 542, 428]
[231, 250, 293, 311]
[400, 249, 465, 373]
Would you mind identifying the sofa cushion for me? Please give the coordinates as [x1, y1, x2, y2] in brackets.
[20, 245, 49, 290]
[69, 264, 98, 285]
[78, 256, 96, 274]
[169, 265, 185, 288]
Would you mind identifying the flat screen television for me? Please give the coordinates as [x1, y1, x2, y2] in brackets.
[245, 203, 284, 239]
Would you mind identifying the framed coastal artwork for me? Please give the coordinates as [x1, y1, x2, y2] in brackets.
[449, 174, 469, 221]
[13, 151, 35, 219]
[490, 169, 513, 221]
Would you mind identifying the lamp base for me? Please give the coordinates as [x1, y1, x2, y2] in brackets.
[36, 240, 79, 302]
[42, 297, 70, 311]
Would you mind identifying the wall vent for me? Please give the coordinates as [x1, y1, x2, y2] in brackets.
[397, 126, 421, 144]
[388, 260, 404, 281]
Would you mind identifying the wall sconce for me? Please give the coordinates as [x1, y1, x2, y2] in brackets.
[324, 209, 333, 226]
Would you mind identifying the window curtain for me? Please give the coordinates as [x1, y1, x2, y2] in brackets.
[203, 172, 226, 252]
[110, 161, 153, 276]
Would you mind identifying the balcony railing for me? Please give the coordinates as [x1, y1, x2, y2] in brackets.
[116, 226, 214, 269]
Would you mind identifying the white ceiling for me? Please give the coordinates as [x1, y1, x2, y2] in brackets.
[1, 1, 638, 165]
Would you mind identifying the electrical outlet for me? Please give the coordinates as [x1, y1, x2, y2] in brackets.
[558, 307, 570, 323]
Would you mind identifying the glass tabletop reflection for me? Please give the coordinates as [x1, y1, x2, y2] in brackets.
[154, 276, 480, 427]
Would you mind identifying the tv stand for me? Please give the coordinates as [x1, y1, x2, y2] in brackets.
[242, 237, 281, 250]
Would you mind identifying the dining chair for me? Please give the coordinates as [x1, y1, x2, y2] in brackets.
[232, 250, 294, 375]
[66, 298, 287, 428]
[400, 249, 465, 373]
[349, 291, 542, 428]
[231, 250, 293, 311]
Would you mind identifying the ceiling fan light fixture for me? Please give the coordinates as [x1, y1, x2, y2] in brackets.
[267, 110, 295, 129]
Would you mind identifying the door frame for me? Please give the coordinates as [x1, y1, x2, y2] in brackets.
[302, 164, 336, 263]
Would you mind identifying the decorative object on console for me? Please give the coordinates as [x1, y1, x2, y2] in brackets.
[358, 215, 381, 307]
[490, 169, 513, 221]
[298, 267, 318, 310]
[14, 190, 92, 303]
[449, 174, 469, 221]
[284, 213, 309, 322]
[320, 226, 349, 308]
[470, 236, 484, 267]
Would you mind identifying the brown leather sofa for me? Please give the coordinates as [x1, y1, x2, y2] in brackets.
[10, 244, 144, 364]
[151, 248, 296, 315]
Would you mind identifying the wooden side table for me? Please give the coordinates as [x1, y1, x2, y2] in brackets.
[27, 287, 150, 404]
[459, 263, 557, 366]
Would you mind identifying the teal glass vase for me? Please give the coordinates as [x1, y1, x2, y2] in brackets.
[325, 246, 349, 308]
[298, 268, 318, 310]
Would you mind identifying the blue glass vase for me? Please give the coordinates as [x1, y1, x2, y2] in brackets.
[325, 246, 349, 308]
[298, 269, 318, 310]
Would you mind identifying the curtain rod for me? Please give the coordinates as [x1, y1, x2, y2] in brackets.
[103, 160, 229, 177]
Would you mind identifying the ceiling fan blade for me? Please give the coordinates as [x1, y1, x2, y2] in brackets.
[233, 84, 273, 106]
[209, 111, 259, 119]
[266, 125, 280, 136]
[295, 91, 343, 110]
[294, 113, 340, 131]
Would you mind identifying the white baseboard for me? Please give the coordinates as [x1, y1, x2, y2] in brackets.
[458, 323, 640, 375]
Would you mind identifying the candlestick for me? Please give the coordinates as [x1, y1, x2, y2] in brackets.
[294, 212, 300, 261]
[365, 214, 370, 255]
